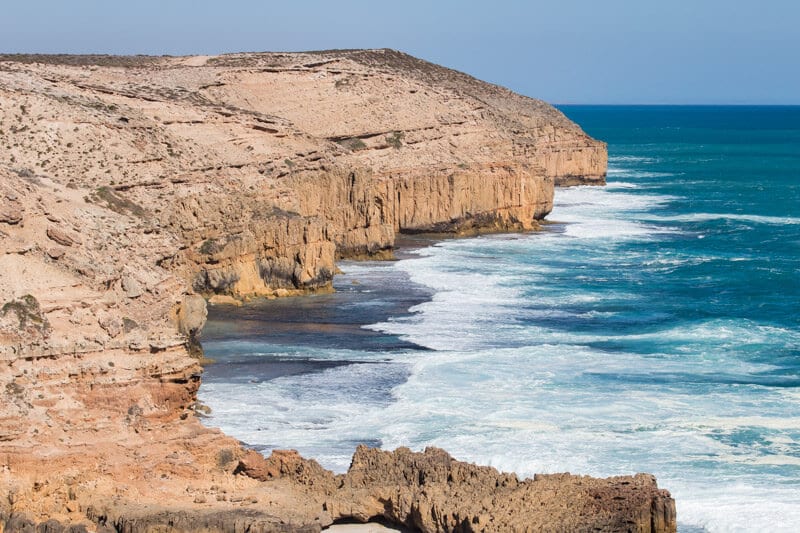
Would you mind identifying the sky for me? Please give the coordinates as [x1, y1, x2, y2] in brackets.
[1, 1, 798, 104]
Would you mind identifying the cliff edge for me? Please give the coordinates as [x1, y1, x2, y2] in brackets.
[0, 50, 669, 532]
[0, 49, 606, 298]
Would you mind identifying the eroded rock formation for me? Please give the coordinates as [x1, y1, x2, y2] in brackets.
[0, 51, 669, 533]
[0, 49, 605, 298]
[332, 446, 675, 532]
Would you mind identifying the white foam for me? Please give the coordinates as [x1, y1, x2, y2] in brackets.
[607, 168, 675, 179]
[684, 416, 800, 433]
[641, 256, 710, 268]
[627, 319, 800, 347]
[372, 230, 798, 357]
[673, 482, 800, 533]
[548, 186, 679, 241]
[559, 217, 668, 240]
[641, 212, 800, 226]
[553, 186, 677, 215]
[605, 181, 641, 189]
[200, 359, 416, 472]
[608, 155, 658, 163]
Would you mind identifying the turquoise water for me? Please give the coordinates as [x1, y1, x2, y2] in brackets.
[200, 106, 800, 532]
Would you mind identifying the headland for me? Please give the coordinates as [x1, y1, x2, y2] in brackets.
[0, 49, 674, 531]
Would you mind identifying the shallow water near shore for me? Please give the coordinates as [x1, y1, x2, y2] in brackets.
[200, 106, 800, 532]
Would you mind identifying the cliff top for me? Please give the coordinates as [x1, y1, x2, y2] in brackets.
[0, 48, 581, 131]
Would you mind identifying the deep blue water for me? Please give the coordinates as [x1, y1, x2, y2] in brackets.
[200, 106, 800, 532]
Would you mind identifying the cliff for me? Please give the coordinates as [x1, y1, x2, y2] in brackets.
[0, 49, 605, 298]
[0, 50, 668, 533]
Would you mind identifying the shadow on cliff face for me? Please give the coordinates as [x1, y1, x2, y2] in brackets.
[203, 355, 352, 383]
[201, 259, 431, 353]
[327, 518, 413, 532]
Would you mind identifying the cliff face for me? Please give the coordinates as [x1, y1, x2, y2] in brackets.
[0, 49, 605, 298]
[0, 51, 662, 533]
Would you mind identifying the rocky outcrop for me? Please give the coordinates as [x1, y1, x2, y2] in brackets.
[239, 446, 675, 532]
[1, 445, 675, 533]
[164, 191, 337, 296]
[330, 446, 676, 532]
[0, 51, 651, 533]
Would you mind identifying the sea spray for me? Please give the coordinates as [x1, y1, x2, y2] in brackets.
[200, 106, 800, 532]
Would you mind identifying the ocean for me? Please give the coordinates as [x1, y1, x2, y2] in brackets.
[198, 106, 800, 532]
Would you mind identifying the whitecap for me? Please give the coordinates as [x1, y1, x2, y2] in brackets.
[605, 181, 641, 189]
[607, 168, 675, 179]
[672, 482, 800, 533]
[608, 155, 658, 163]
[552, 188, 678, 223]
[641, 212, 800, 226]
[559, 217, 671, 240]
[683, 416, 800, 432]
[623, 319, 800, 347]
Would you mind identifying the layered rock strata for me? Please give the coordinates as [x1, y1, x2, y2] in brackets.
[0, 51, 665, 533]
[0, 49, 605, 297]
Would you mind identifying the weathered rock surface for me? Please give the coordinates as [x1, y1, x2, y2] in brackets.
[0, 203, 23, 225]
[330, 446, 676, 532]
[0, 49, 605, 297]
[0, 51, 667, 533]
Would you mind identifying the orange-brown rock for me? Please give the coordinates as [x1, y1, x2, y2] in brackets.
[0, 51, 670, 533]
[329, 446, 676, 532]
[46, 226, 80, 247]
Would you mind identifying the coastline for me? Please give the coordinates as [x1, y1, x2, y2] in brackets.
[0, 51, 682, 532]
[199, 226, 567, 464]
[196, 222, 681, 532]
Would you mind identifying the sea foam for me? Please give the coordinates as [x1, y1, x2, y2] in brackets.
[200, 108, 800, 532]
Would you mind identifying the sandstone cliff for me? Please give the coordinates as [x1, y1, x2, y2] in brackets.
[0, 51, 665, 533]
[0, 49, 605, 298]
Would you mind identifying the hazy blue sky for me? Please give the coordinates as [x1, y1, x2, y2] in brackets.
[2, 1, 798, 104]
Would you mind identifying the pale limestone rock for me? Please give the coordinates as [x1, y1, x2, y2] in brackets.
[45, 246, 65, 259]
[0, 204, 23, 225]
[0, 51, 651, 533]
[121, 274, 143, 299]
[97, 311, 123, 338]
[174, 294, 207, 337]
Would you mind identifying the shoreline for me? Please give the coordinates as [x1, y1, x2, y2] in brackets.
[0, 51, 682, 533]
[197, 218, 580, 471]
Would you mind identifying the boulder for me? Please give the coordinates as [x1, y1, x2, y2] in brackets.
[0, 204, 23, 225]
[46, 226, 78, 247]
[121, 274, 143, 299]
